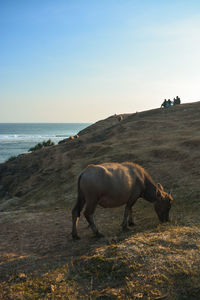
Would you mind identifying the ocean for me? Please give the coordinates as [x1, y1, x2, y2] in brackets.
[0, 123, 90, 163]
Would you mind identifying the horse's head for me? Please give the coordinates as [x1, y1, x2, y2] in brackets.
[154, 183, 174, 222]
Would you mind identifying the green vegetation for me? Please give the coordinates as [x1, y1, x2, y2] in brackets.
[6, 156, 17, 162]
[28, 139, 55, 152]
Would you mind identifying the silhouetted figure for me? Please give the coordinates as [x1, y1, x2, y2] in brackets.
[161, 99, 167, 108]
[173, 96, 181, 105]
[166, 99, 172, 107]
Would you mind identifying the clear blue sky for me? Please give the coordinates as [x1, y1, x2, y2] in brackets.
[1, 0, 200, 122]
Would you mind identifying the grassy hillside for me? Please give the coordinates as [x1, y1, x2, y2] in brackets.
[0, 102, 200, 299]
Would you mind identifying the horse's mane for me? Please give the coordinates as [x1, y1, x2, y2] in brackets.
[143, 171, 157, 202]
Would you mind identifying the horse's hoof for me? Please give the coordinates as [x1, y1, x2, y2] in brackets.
[72, 234, 81, 240]
[96, 232, 104, 238]
[128, 221, 135, 227]
[122, 227, 131, 232]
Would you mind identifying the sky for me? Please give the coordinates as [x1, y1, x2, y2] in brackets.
[1, 0, 200, 122]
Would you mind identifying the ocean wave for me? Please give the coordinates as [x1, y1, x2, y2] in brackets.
[0, 123, 89, 163]
[0, 135, 18, 139]
[0, 134, 63, 141]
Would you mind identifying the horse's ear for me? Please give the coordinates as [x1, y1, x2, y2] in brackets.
[169, 192, 174, 203]
[157, 183, 164, 191]
[156, 188, 162, 198]
[168, 189, 172, 195]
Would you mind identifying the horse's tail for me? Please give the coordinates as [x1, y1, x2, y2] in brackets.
[72, 173, 85, 218]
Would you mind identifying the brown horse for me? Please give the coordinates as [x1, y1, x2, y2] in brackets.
[72, 162, 173, 239]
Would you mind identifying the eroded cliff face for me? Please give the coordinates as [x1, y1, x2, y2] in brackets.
[0, 102, 200, 211]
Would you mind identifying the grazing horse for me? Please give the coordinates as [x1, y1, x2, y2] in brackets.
[72, 162, 173, 239]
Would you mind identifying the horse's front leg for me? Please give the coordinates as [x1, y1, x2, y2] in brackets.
[128, 207, 135, 226]
[122, 197, 138, 230]
[122, 205, 129, 231]
[84, 203, 104, 238]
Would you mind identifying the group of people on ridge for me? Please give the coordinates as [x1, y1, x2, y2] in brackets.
[161, 96, 181, 108]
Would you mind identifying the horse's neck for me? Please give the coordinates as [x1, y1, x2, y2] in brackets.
[143, 177, 157, 203]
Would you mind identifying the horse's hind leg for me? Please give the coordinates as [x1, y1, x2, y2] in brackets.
[72, 218, 79, 239]
[84, 202, 104, 238]
[72, 208, 81, 239]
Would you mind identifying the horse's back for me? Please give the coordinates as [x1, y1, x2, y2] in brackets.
[79, 162, 146, 207]
[81, 162, 145, 186]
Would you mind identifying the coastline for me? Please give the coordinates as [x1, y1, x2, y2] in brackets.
[0, 123, 90, 163]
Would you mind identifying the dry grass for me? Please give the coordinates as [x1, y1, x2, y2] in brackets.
[1, 202, 199, 299]
[0, 102, 200, 299]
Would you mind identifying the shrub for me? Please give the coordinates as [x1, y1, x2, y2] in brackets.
[28, 139, 55, 152]
[6, 156, 17, 162]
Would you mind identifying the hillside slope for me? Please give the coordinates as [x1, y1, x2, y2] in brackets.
[0, 102, 200, 211]
[1, 102, 200, 299]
